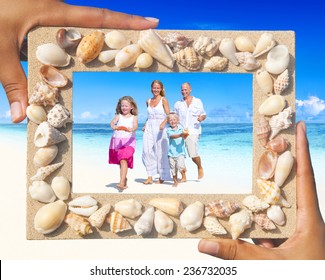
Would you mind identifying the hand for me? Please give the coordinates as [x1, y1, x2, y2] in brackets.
[0, 0, 158, 123]
[197, 115, 204, 122]
[159, 123, 165, 130]
[198, 121, 325, 260]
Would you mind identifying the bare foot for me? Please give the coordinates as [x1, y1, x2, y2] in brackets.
[155, 179, 164, 184]
[117, 185, 128, 191]
[172, 181, 178, 187]
[198, 168, 204, 179]
[180, 178, 187, 183]
[143, 178, 153, 185]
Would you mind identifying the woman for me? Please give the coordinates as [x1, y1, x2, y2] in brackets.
[142, 80, 171, 184]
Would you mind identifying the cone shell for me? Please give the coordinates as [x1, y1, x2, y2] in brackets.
[47, 104, 71, 128]
[205, 199, 239, 218]
[30, 162, 64, 181]
[258, 95, 286, 116]
[256, 70, 274, 96]
[26, 104, 47, 125]
[265, 45, 290, 75]
[235, 52, 260, 71]
[29, 82, 59, 107]
[257, 150, 278, 180]
[115, 44, 142, 69]
[34, 121, 66, 148]
[65, 213, 93, 236]
[107, 211, 132, 233]
[255, 117, 271, 146]
[88, 204, 111, 228]
[149, 197, 184, 217]
[105, 30, 130, 50]
[242, 195, 270, 213]
[29, 180, 56, 203]
[162, 32, 193, 53]
[33, 145, 58, 168]
[274, 69, 290, 95]
[204, 56, 228, 71]
[36, 43, 71, 67]
[114, 199, 142, 219]
[203, 216, 227, 235]
[253, 33, 276, 57]
[269, 107, 293, 139]
[134, 207, 155, 236]
[234, 35, 255, 53]
[266, 136, 289, 154]
[51, 176, 70, 200]
[76, 30, 105, 63]
[180, 201, 204, 232]
[274, 151, 294, 187]
[154, 210, 174, 235]
[253, 213, 277, 230]
[257, 179, 290, 207]
[229, 209, 253, 239]
[267, 205, 286, 226]
[39, 65, 68, 88]
[174, 47, 202, 71]
[192, 36, 220, 57]
[219, 38, 239, 66]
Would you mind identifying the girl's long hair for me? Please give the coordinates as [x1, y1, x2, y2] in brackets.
[116, 96, 138, 115]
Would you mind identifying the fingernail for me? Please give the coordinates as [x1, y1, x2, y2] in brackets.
[10, 101, 23, 122]
[145, 17, 159, 23]
[198, 240, 220, 255]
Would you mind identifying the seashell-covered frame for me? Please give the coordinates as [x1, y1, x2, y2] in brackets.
[27, 28, 295, 240]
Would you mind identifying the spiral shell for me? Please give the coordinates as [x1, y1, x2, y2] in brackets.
[253, 213, 277, 230]
[34, 121, 66, 148]
[205, 200, 239, 218]
[47, 104, 71, 128]
[269, 107, 293, 139]
[174, 47, 202, 71]
[229, 209, 253, 239]
[193, 36, 220, 57]
[242, 195, 270, 213]
[30, 162, 64, 181]
[203, 216, 227, 235]
[204, 56, 228, 71]
[274, 69, 290, 94]
[88, 204, 111, 229]
[162, 32, 193, 53]
[257, 179, 290, 207]
[56, 28, 82, 50]
[255, 117, 271, 146]
[65, 213, 93, 236]
[29, 82, 59, 107]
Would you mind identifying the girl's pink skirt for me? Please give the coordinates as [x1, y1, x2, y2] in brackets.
[109, 146, 135, 168]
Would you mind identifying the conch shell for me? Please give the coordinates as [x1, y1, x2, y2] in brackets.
[180, 201, 204, 232]
[34, 121, 66, 148]
[29, 82, 59, 107]
[255, 117, 271, 147]
[30, 162, 64, 181]
[269, 107, 293, 139]
[149, 197, 184, 217]
[203, 216, 227, 235]
[257, 179, 290, 207]
[242, 195, 270, 213]
[229, 209, 253, 239]
[274, 69, 290, 95]
[76, 30, 105, 63]
[204, 56, 228, 71]
[47, 104, 71, 129]
[205, 199, 239, 218]
[192, 36, 220, 57]
[65, 213, 93, 236]
[235, 52, 260, 71]
[174, 47, 202, 71]
[162, 32, 193, 53]
[253, 213, 277, 230]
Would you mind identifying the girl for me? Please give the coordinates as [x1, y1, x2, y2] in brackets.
[109, 96, 138, 191]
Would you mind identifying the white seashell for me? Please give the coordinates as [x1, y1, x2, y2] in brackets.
[235, 52, 260, 71]
[204, 56, 228, 71]
[107, 211, 132, 233]
[219, 38, 239, 66]
[115, 44, 142, 69]
[69, 205, 98, 217]
[47, 104, 71, 128]
[98, 50, 119, 63]
[51, 176, 70, 200]
[180, 201, 204, 232]
[105, 30, 130, 50]
[26, 104, 47, 125]
[253, 213, 277, 230]
[29, 82, 59, 107]
[149, 197, 184, 217]
[34, 200, 67, 234]
[173, 47, 202, 71]
[29, 180, 56, 203]
[56, 28, 82, 50]
[269, 107, 293, 139]
[229, 209, 253, 240]
[114, 199, 142, 219]
[138, 29, 175, 69]
[36, 43, 71, 67]
[192, 36, 220, 57]
[154, 210, 174, 235]
[34, 121, 66, 148]
[134, 207, 155, 236]
[267, 205, 286, 226]
[39, 65, 68, 88]
[65, 213, 93, 236]
[242, 195, 269, 213]
[253, 33, 276, 57]
[69, 195, 97, 207]
[135, 53, 154, 69]
[274, 69, 290, 94]
[88, 204, 111, 228]
[30, 162, 64, 181]
[257, 150, 278, 180]
[162, 32, 193, 53]
[203, 216, 227, 235]
[256, 70, 274, 96]
[33, 145, 58, 168]
[234, 36, 255, 53]
[274, 151, 294, 187]
[258, 95, 286, 116]
[265, 45, 290, 75]
[76, 30, 105, 63]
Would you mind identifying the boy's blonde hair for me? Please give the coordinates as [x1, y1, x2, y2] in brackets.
[116, 96, 138, 115]
[167, 112, 179, 122]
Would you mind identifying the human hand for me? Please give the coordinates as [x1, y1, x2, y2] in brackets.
[198, 121, 325, 259]
[0, 0, 158, 123]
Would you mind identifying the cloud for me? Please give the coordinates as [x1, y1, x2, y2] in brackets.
[81, 111, 94, 119]
[5, 110, 11, 118]
[296, 96, 325, 118]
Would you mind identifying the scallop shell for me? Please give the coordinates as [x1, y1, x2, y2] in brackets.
[258, 95, 286, 116]
[134, 207, 155, 236]
[180, 201, 204, 232]
[107, 211, 132, 233]
[105, 30, 130, 50]
[68, 195, 98, 217]
[162, 32, 193, 53]
[30, 162, 64, 181]
[34, 121, 66, 147]
[173, 47, 202, 71]
[56, 28, 82, 50]
[255, 117, 271, 146]
[265, 45, 290, 75]
[39, 65, 68, 88]
[229, 209, 253, 240]
[135, 53, 154, 69]
[47, 103, 71, 128]
[274, 150, 294, 187]
[234, 36, 255, 53]
[256, 70, 274, 96]
[114, 199, 142, 219]
[36, 43, 71, 67]
[192, 36, 220, 57]
[253, 33, 276, 58]
[33, 145, 58, 168]
[274, 69, 290, 94]
[205, 199, 239, 218]
[154, 210, 174, 235]
[29, 82, 59, 107]
[98, 50, 119, 63]
[267, 205, 286, 226]
[219, 38, 239, 66]
[34, 200, 67, 234]
[138, 29, 175, 69]
[76, 30, 105, 63]
[253, 213, 277, 230]
[257, 150, 278, 180]
[88, 204, 111, 229]
[26, 104, 47, 125]
[266, 136, 289, 154]
[29, 180, 56, 203]
[115, 44, 142, 69]
[269, 107, 293, 139]
[257, 179, 290, 207]
[203, 216, 227, 235]
[204, 56, 228, 71]
[235, 52, 260, 71]
[242, 195, 269, 213]
[149, 197, 184, 217]
[51, 176, 70, 201]
[64, 213, 93, 236]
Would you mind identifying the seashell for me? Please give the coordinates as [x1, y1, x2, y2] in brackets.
[107, 211, 132, 233]
[204, 56, 228, 71]
[64, 213, 93, 236]
[88, 204, 111, 228]
[29, 82, 59, 107]
[235, 52, 260, 71]
[253, 33, 276, 58]
[56, 28, 82, 50]
[26, 104, 47, 125]
[257, 150, 278, 180]
[69, 205, 98, 217]
[274, 69, 290, 94]
[253, 213, 277, 230]
[47, 103, 71, 128]
[154, 210, 174, 235]
[257, 179, 290, 207]
[269, 107, 293, 139]
[34, 200, 67, 234]
[114, 199, 142, 219]
[274, 150, 294, 187]
[234, 36, 255, 53]
[205, 199, 239, 218]
[39, 65, 68, 88]
[134, 207, 155, 236]
[33, 145, 58, 168]
[105, 30, 130, 50]
[180, 201, 204, 232]
[256, 70, 274, 96]
[266, 136, 289, 153]
[29, 180, 56, 203]
[69, 195, 97, 207]
[162, 32, 193, 53]
[149, 197, 184, 217]
[229, 209, 253, 239]
[30, 162, 64, 181]
[36, 43, 71, 67]
[173, 47, 202, 71]
[34, 121, 66, 147]
[115, 44, 142, 69]
[255, 117, 271, 146]
[135, 53, 154, 69]
[138, 29, 175, 69]
[267, 205, 286, 226]
[203, 216, 227, 235]
[258, 95, 286, 116]
[193, 36, 220, 57]
[51, 176, 70, 200]
[242, 195, 269, 213]
[98, 50, 119, 63]
[76, 30, 105, 63]
[265, 45, 290, 75]
[219, 38, 239, 66]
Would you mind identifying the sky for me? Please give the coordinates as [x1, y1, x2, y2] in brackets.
[0, 0, 324, 123]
